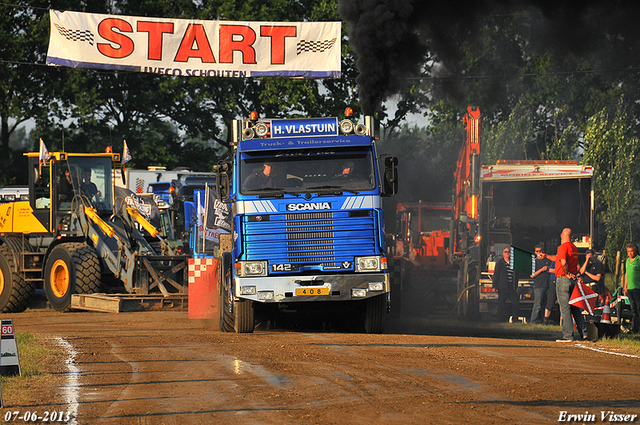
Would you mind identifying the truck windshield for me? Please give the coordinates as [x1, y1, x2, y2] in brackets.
[65, 156, 114, 212]
[239, 147, 376, 195]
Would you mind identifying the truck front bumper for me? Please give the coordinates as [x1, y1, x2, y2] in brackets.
[235, 273, 390, 302]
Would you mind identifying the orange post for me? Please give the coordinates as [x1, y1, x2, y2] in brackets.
[188, 258, 220, 319]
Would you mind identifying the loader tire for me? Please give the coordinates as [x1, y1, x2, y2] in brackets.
[44, 243, 101, 311]
[0, 245, 35, 313]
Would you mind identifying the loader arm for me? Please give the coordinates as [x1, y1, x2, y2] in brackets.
[74, 206, 137, 293]
[126, 206, 174, 255]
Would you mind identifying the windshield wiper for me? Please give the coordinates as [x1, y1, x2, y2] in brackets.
[246, 187, 285, 191]
[244, 187, 286, 198]
[306, 185, 359, 195]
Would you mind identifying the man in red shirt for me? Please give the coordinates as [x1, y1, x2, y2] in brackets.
[545, 228, 586, 342]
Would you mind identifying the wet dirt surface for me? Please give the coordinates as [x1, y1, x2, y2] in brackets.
[2, 308, 640, 425]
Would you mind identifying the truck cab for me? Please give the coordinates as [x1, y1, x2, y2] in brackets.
[213, 112, 398, 333]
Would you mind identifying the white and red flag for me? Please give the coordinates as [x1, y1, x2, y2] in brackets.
[38, 139, 51, 173]
[569, 280, 598, 315]
[122, 140, 132, 165]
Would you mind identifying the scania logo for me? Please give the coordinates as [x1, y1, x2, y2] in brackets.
[286, 202, 332, 211]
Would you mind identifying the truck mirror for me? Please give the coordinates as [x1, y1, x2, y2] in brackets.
[216, 171, 230, 201]
[384, 157, 398, 167]
[383, 156, 398, 196]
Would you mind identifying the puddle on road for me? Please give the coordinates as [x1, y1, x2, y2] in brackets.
[54, 337, 80, 425]
[403, 367, 485, 393]
[225, 356, 291, 389]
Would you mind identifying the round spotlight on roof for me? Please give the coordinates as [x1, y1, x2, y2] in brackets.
[340, 119, 354, 134]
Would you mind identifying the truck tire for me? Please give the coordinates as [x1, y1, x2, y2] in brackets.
[220, 280, 255, 333]
[218, 253, 254, 333]
[44, 243, 101, 311]
[219, 275, 234, 332]
[219, 253, 234, 332]
[0, 245, 35, 313]
[234, 299, 255, 333]
[364, 294, 386, 334]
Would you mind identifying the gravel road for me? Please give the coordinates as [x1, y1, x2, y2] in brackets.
[2, 309, 639, 424]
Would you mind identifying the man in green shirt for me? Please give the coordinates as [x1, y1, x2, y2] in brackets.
[624, 242, 640, 334]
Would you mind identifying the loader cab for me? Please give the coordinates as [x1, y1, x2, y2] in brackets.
[57, 156, 114, 213]
[28, 153, 117, 233]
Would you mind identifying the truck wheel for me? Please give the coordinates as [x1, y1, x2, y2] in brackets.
[364, 294, 386, 334]
[0, 245, 35, 313]
[234, 299, 255, 333]
[219, 253, 234, 332]
[44, 243, 101, 311]
[219, 274, 234, 332]
[220, 280, 255, 333]
[218, 253, 254, 333]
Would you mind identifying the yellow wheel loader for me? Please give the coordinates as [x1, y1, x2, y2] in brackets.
[0, 151, 188, 312]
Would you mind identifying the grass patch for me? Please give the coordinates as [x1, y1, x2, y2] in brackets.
[592, 332, 640, 355]
[0, 332, 62, 404]
[497, 318, 640, 354]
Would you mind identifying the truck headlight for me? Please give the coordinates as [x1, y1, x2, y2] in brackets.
[237, 261, 267, 277]
[258, 291, 274, 301]
[240, 286, 256, 295]
[351, 288, 367, 298]
[355, 256, 381, 272]
[368, 282, 384, 291]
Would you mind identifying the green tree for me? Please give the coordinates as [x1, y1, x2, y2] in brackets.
[583, 98, 640, 266]
[0, 1, 54, 184]
[37, 0, 357, 172]
[0, 0, 358, 182]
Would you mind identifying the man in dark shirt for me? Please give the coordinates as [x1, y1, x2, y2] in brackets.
[242, 163, 274, 191]
[580, 249, 607, 304]
[494, 246, 519, 322]
[530, 245, 552, 324]
[81, 169, 99, 200]
[58, 168, 79, 201]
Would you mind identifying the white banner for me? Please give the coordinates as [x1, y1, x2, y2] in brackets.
[46, 10, 341, 78]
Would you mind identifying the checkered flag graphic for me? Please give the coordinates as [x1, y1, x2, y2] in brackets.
[296, 38, 337, 55]
[54, 23, 95, 46]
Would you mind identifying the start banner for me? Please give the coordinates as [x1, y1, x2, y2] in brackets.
[46, 10, 341, 78]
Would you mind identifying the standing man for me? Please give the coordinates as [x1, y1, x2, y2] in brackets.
[494, 246, 519, 322]
[580, 249, 607, 305]
[624, 242, 640, 334]
[546, 228, 586, 342]
[543, 262, 557, 325]
[580, 249, 604, 292]
[530, 245, 551, 324]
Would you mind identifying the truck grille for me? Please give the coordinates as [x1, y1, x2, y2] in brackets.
[242, 211, 378, 270]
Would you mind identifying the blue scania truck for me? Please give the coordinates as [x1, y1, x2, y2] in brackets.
[213, 111, 398, 333]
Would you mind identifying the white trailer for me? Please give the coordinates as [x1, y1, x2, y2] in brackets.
[477, 160, 594, 314]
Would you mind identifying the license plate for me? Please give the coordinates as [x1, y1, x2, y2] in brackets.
[295, 287, 330, 296]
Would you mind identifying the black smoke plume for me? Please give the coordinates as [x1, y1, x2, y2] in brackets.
[338, 0, 640, 115]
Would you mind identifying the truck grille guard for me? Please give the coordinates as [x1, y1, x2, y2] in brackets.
[242, 211, 379, 271]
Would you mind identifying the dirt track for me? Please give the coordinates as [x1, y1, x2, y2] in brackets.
[2, 308, 639, 424]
